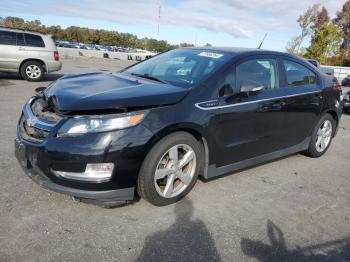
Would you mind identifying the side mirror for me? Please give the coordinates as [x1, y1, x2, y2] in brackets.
[240, 80, 264, 94]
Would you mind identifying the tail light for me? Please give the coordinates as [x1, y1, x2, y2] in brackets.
[54, 51, 59, 61]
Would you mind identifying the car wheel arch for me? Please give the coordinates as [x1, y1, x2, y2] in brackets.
[19, 59, 47, 73]
[143, 125, 210, 178]
[325, 109, 339, 134]
[314, 109, 339, 137]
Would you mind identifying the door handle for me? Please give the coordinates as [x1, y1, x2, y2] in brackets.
[258, 100, 285, 112]
[18, 47, 26, 51]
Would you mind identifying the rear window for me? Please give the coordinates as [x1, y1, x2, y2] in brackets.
[0, 30, 17, 45]
[283, 60, 317, 87]
[24, 33, 45, 47]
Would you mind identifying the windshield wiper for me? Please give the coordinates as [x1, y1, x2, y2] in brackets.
[130, 73, 169, 84]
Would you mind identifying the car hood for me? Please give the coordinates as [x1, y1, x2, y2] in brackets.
[43, 72, 190, 112]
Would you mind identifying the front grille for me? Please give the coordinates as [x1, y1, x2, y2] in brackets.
[31, 98, 62, 123]
[19, 114, 49, 143]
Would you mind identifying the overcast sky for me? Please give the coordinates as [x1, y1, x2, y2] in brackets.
[1, 0, 346, 51]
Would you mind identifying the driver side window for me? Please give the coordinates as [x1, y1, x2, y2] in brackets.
[236, 59, 279, 91]
[219, 58, 279, 97]
[218, 68, 237, 97]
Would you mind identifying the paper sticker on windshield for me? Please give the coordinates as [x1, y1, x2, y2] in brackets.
[198, 52, 223, 59]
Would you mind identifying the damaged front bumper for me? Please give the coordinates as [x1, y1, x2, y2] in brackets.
[15, 138, 135, 204]
[14, 96, 154, 206]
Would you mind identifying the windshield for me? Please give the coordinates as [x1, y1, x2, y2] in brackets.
[123, 49, 232, 88]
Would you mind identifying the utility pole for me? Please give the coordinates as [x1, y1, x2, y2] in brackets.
[157, 2, 161, 36]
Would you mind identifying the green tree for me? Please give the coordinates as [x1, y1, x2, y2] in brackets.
[312, 7, 330, 31]
[286, 4, 320, 55]
[179, 43, 194, 48]
[305, 23, 341, 64]
[0, 16, 176, 52]
[334, 0, 350, 57]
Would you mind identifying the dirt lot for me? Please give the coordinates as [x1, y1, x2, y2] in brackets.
[0, 57, 350, 262]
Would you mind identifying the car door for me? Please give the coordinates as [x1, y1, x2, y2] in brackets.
[0, 30, 21, 72]
[214, 55, 286, 167]
[279, 58, 322, 149]
[23, 33, 47, 60]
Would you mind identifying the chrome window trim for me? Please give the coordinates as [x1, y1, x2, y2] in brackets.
[195, 90, 320, 111]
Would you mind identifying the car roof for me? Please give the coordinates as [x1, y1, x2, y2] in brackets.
[184, 46, 298, 59]
[187, 46, 279, 54]
[0, 27, 46, 36]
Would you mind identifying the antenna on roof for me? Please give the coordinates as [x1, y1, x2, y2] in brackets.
[258, 33, 268, 49]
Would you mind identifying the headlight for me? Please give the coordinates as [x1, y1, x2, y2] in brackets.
[57, 111, 147, 137]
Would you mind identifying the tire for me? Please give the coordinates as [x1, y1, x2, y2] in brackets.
[20, 61, 45, 81]
[304, 114, 335, 158]
[137, 132, 202, 206]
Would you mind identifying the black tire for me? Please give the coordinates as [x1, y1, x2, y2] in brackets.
[304, 113, 335, 158]
[20, 61, 45, 81]
[137, 132, 202, 206]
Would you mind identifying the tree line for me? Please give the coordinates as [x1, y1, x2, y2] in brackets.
[286, 1, 350, 66]
[0, 16, 196, 52]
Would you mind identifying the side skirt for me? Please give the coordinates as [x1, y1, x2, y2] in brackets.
[203, 137, 311, 180]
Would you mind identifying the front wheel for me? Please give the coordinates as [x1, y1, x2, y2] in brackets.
[304, 114, 335, 158]
[137, 132, 202, 206]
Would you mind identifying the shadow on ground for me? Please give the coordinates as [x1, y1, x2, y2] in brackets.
[241, 220, 350, 262]
[136, 198, 221, 262]
[0, 72, 64, 84]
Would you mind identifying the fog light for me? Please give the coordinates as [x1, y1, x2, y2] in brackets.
[52, 163, 114, 182]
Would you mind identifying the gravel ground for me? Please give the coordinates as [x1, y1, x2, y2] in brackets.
[0, 57, 350, 262]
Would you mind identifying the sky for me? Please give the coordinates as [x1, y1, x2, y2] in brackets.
[0, 0, 346, 51]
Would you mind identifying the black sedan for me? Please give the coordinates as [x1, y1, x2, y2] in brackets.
[15, 47, 343, 206]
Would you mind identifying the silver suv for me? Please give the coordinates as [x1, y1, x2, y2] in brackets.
[0, 28, 62, 81]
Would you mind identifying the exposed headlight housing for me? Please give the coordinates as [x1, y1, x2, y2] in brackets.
[57, 111, 147, 137]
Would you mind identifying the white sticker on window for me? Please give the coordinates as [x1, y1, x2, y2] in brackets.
[198, 52, 223, 59]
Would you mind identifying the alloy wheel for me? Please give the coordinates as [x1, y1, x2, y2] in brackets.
[154, 144, 197, 198]
[26, 65, 41, 79]
[315, 120, 332, 153]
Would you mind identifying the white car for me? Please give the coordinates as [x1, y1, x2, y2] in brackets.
[0, 27, 62, 81]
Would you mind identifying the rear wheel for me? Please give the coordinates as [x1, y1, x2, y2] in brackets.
[304, 114, 335, 158]
[137, 132, 202, 206]
[20, 61, 45, 81]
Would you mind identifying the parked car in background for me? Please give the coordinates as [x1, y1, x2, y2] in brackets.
[343, 90, 350, 113]
[0, 27, 61, 81]
[15, 47, 343, 207]
[341, 75, 350, 87]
